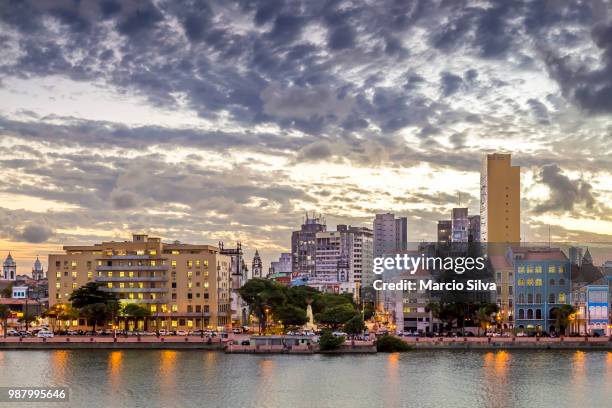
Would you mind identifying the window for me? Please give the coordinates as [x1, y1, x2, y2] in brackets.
[518, 294, 525, 303]
[187, 260, 193, 268]
[107, 283, 113, 288]
[527, 309, 533, 319]
[549, 293, 555, 303]
[508, 286, 513, 295]
[196, 260, 200, 267]
[188, 293, 193, 299]
[518, 309, 524, 319]
[558, 292, 566, 303]
[56, 261, 61, 268]
[559, 278, 565, 286]
[119, 283, 125, 288]
[71, 261, 77, 267]
[129, 271, 134, 278]
[187, 271, 193, 278]
[535, 309, 542, 319]
[535, 279, 542, 286]
[150, 250, 157, 255]
[549, 279, 555, 287]
[108, 271, 113, 277]
[72, 271, 77, 278]
[151, 260, 156, 266]
[55, 282, 60, 289]
[518, 279, 525, 286]
[119, 271, 125, 277]
[535, 293, 542, 303]
[204, 282, 209, 289]
[87, 271, 93, 278]
[56, 271, 61, 278]
[72, 282, 77, 289]
[87, 261, 92, 269]
[518, 266, 525, 273]
[171, 282, 176, 289]
[548, 265, 556, 273]
[171, 260, 177, 267]
[171, 305, 178, 312]
[527, 279, 534, 286]
[172, 250, 179, 255]
[535, 266, 542, 273]
[527, 293, 533, 303]
[188, 282, 193, 289]
[150, 305, 157, 312]
[527, 265, 534, 274]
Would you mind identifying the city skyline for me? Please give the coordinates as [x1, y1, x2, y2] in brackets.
[2, 1, 612, 273]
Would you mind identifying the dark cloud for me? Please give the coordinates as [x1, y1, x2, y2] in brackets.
[533, 164, 597, 214]
[14, 224, 54, 243]
[440, 72, 463, 97]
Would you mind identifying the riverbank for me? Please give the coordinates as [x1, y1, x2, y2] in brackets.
[1, 336, 612, 351]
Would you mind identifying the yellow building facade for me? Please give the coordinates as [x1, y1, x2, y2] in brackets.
[48, 234, 232, 331]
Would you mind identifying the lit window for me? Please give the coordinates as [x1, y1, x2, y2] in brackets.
[518, 266, 525, 273]
[518, 279, 525, 286]
[97, 261, 102, 266]
[138, 282, 144, 289]
[71, 261, 77, 267]
[129, 271, 134, 278]
[56, 282, 61, 289]
[527, 265, 534, 274]
[119, 271, 125, 277]
[151, 260, 156, 266]
[87, 271, 93, 278]
[56, 271, 61, 278]
[172, 305, 178, 312]
[172, 250, 179, 255]
[188, 282, 193, 289]
[527, 279, 534, 286]
[535, 279, 542, 286]
[187, 260, 193, 267]
[559, 292, 566, 303]
[548, 265, 556, 273]
[559, 266, 565, 274]
[150, 250, 157, 255]
[72, 282, 77, 289]
[196, 260, 200, 267]
[187, 271, 193, 278]
[72, 271, 77, 278]
[107, 283, 113, 288]
[129, 282, 135, 288]
[203, 260, 209, 268]
[129, 293, 135, 299]
[136, 250, 145, 255]
[151, 294, 156, 299]
[171, 320, 177, 327]
[138, 293, 144, 299]
[108, 271, 113, 277]
[535, 266, 542, 274]
[150, 305, 157, 312]
[161, 304, 168, 313]
[119, 283, 125, 288]
[187, 320, 193, 327]
[204, 282, 209, 288]
[171, 260, 177, 267]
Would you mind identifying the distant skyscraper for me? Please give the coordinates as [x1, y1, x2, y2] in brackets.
[373, 213, 407, 257]
[468, 215, 481, 242]
[252, 250, 263, 279]
[480, 153, 520, 243]
[568, 246, 584, 266]
[437, 220, 452, 244]
[451, 208, 469, 242]
[269, 253, 292, 275]
[32, 256, 44, 281]
[3, 252, 16, 280]
[291, 213, 326, 277]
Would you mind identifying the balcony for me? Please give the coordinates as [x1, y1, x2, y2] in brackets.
[116, 298, 168, 304]
[95, 276, 168, 282]
[96, 255, 154, 260]
[100, 287, 169, 293]
[96, 265, 169, 271]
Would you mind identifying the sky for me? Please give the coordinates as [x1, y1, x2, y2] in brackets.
[1, 0, 612, 274]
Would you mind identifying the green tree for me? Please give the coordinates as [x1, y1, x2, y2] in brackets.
[344, 315, 365, 336]
[239, 278, 287, 333]
[376, 335, 412, 352]
[552, 304, 576, 335]
[276, 304, 307, 330]
[0, 305, 11, 337]
[121, 303, 151, 331]
[319, 330, 345, 351]
[69, 282, 116, 309]
[18, 313, 38, 332]
[80, 303, 111, 332]
[316, 303, 357, 329]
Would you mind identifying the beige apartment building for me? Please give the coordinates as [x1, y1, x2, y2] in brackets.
[48, 234, 232, 331]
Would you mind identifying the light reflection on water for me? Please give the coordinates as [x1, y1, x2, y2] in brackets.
[0, 350, 610, 408]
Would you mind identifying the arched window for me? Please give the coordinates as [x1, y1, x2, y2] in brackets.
[527, 309, 534, 319]
[549, 279, 555, 286]
[536, 309, 542, 319]
[549, 293, 555, 303]
[535, 293, 542, 303]
[559, 278, 565, 286]
[518, 309, 525, 319]
[558, 292, 566, 303]
[527, 293, 533, 304]
[518, 293, 525, 303]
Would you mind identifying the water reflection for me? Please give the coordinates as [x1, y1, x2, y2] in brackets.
[0, 350, 610, 408]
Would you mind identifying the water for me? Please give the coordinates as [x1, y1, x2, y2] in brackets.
[0, 350, 611, 408]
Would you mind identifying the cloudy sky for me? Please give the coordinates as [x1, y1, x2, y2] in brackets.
[1, 0, 612, 274]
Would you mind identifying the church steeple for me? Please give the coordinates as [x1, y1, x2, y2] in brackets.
[3, 252, 17, 280]
[582, 247, 593, 265]
[252, 250, 263, 279]
[32, 255, 44, 281]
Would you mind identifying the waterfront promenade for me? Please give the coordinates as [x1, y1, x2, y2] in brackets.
[1, 335, 612, 351]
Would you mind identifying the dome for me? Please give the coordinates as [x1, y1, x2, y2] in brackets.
[33, 256, 42, 271]
[3, 253, 16, 267]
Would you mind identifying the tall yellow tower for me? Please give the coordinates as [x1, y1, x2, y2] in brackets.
[480, 153, 520, 243]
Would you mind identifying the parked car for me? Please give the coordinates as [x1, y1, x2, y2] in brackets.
[516, 332, 527, 337]
[37, 330, 54, 338]
[176, 330, 188, 336]
[332, 331, 347, 337]
[6, 329, 19, 336]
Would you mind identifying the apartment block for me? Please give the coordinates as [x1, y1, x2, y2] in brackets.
[48, 234, 232, 331]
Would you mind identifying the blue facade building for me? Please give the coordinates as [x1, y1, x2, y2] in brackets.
[509, 247, 571, 333]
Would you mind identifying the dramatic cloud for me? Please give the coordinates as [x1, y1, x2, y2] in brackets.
[1, 0, 611, 273]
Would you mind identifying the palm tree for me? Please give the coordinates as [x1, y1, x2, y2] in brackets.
[0, 305, 11, 337]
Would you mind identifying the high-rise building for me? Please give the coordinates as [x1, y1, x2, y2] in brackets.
[32, 256, 44, 281]
[568, 246, 584, 266]
[373, 213, 407, 257]
[269, 253, 292, 275]
[219, 241, 249, 326]
[480, 153, 520, 243]
[3, 253, 16, 280]
[48, 234, 232, 331]
[468, 215, 481, 242]
[451, 208, 469, 242]
[251, 250, 263, 279]
[437, 220, 452, 244]
[291, 213, 326, 277]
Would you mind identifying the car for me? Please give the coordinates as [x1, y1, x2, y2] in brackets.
[6, 329, 19, 336]
[37, 330, 54, 338]
[232, 328, 243, 334]
[332, 331, 347, 337]
[516, 332, 527, 337]
[176, 330, 188, 336]
[158, 330, 169, 336]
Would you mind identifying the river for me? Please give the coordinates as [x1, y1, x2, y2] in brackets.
[0, 350, 610, 407]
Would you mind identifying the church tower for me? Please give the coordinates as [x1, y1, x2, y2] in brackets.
[252, 250, 263, 279]
[32, 256, 44, 280]
[3, 253, 16, 280]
